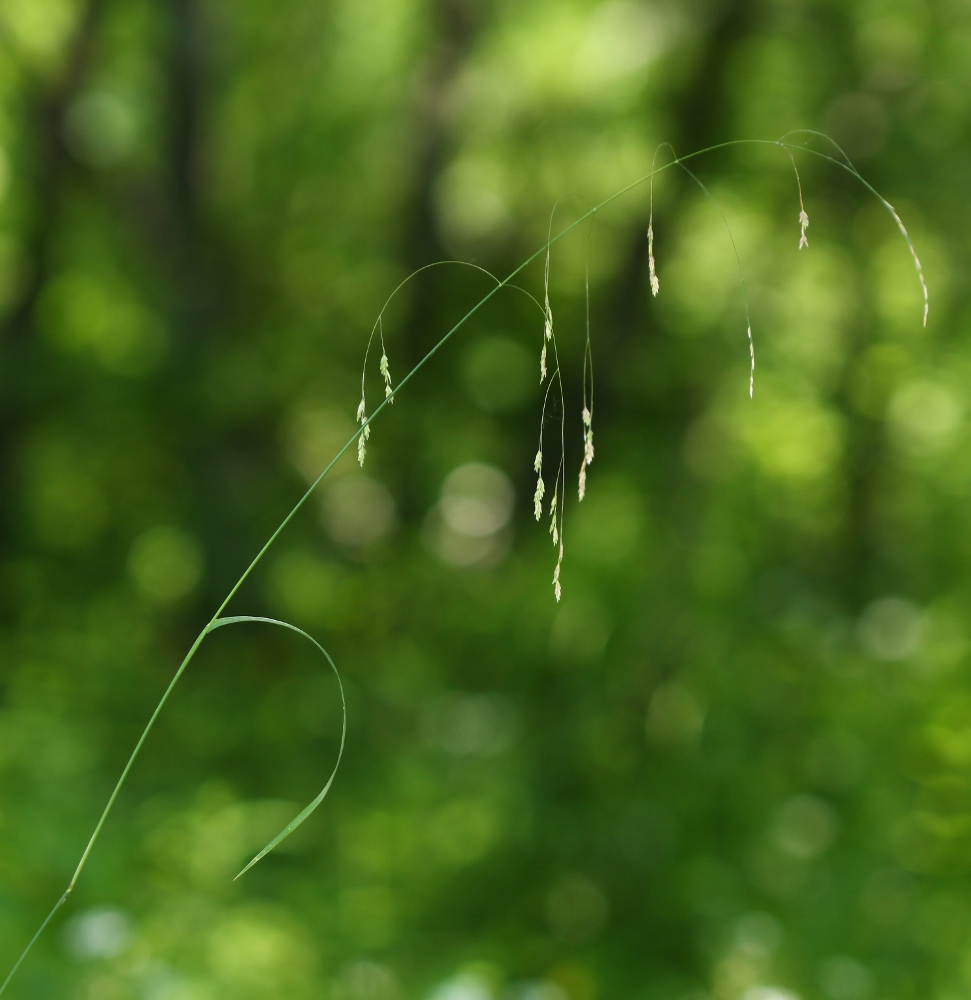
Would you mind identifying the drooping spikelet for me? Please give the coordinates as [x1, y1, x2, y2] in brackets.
[578, 406, 594, 500]
[648, 223, 659, 296]
[357, 425, 369, 466]
[533, 473, 545, 520]
[533, 448, 546, 520]
[747, 324, 754, 399]
[541, 231, 553, 380]
[356, 396, 369, 466]
[549, 487, 558, 547]
[886, 202, 930, 328]
[787, 149, 809, 251]
[380, 351, 393, 401]
[539, 297, 552, 383]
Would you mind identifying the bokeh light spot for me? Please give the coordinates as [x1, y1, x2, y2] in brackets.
[128, 526, 204, 604]
[63, 908, 131, 960]
[323, 475, 397, 549]
[773, 796, 838, 859]
[857, 597, 923, 661]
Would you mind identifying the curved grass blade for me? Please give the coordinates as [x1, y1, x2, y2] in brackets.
[206, 616, 346, 880]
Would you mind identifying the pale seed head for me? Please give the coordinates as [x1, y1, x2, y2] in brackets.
[552, 543, 563, 602]
[379, 353, 393, 402]
[747, 324, 754, 399]
[648, 224, 659, 296]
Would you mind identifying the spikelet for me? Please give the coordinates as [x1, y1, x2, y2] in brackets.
[648, 223, 659, 296]
[886, 202, 930, 327]
[533, 474, 545, 520]
[541, 232, 553, 380]
[578, 406, 594, 500]
[552, 541, 563, 602]
[747, 324, 754, 399]
[648, 144, 663, 297]
[357, 424, 370, 466]
[539, 295, 552, 382]
[356, 396, 369, 466]
[549, 487, 558, 547]
[533, 449, 545, 519]
[787, 151, 810, 251]
[543, 241, 554, 344]
[380, 351, 393, 401]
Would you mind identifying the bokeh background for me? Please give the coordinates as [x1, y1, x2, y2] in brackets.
[0, 0, 967, 997]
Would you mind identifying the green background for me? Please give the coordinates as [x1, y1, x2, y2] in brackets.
[0, 0, 967, 998]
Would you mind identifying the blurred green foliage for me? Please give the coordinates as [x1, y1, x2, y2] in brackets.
[0, 0, 969, 998]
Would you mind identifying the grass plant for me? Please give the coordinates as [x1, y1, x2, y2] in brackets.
[0, 131, 927, 995]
